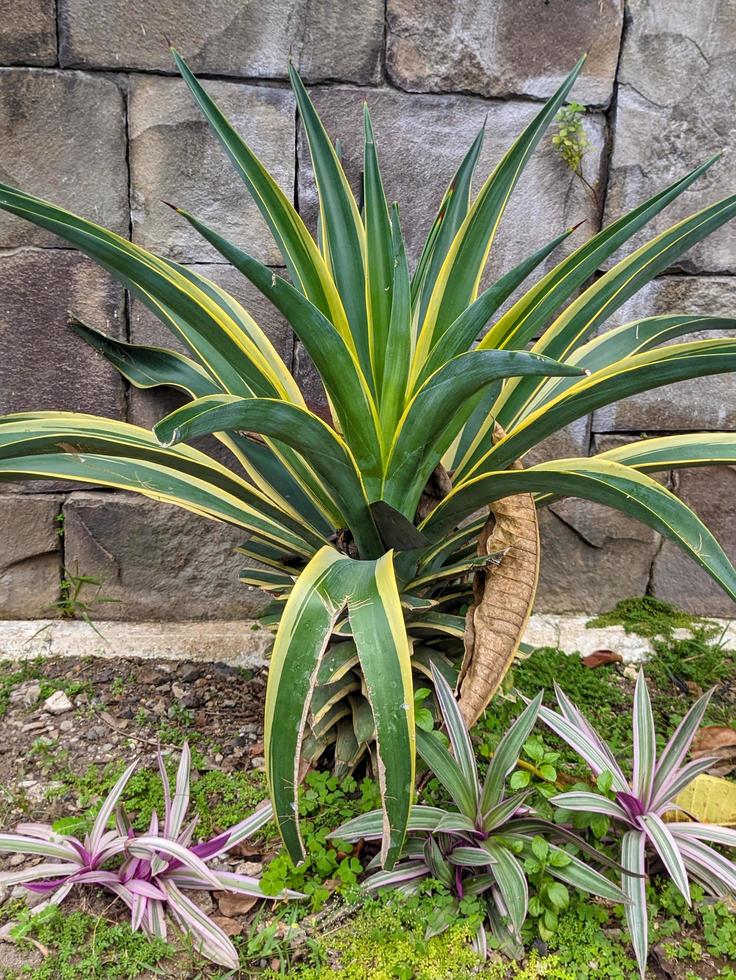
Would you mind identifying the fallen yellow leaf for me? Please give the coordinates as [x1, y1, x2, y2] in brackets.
[664, 774, 736, 825]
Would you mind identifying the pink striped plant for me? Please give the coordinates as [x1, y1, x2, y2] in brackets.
[0, 744, 299, 970]
[542, 672, 736, 978]
[332, 665, 627, 959]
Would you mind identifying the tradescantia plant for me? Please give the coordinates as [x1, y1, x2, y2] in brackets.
[0, 744, 295, 970]
[2, 50, 736, 869]
[332, 666, 628, 958]
[542, 673, 736, 978]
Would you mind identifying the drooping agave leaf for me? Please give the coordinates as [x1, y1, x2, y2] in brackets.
[0, 184, 298, 404]
[155, 394, 382, 558]
[594, 433, 736, 474]
[423, 458, 736, 607]
[0, 415, 320, 555]
[381, 349, 585, 514]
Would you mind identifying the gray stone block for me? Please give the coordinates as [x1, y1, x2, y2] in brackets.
[58, 0, 383, 83]
[603, 1, 736, 273]
[651, 466, 736, 617]
[591, 276, 736, 432]
[0, 69, 128, 247]
[62, 492, 269, 620]
[297, 87, 606, 278]
[386, 0, 623, 106]
[536, 499, 660, 614]
[0, 0, 56, 65]
[0, 249, 126, 418]
[129, 76, 294, 265]
[0, 495, 62, 618]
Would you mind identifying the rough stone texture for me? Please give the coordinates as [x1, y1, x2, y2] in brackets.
[58, 0, 384, 83]
[0, 0, 56, 65]
[298, 87, 606, 275]
[0, 70, 128, 247]
[652, 466, 736, 617]
[62, 493, 269, 620]
[536, 499, 661, 614]
[387, 0, 623, 107]
[592, 276, 736, 432]
[0, 495, 62, 618]
[603, 1, 736, 274]
[129, 77, 294, 265]
[0, 250, 126, 419]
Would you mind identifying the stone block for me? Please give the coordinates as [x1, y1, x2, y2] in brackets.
[129, 76, 294, 265]
[297, 88, 606, 278]
[0, 69, 128, 247]
[386, 0, 623, 106]
[591, 276, 736, 432]
[603, 1, 736, 273]
[0, 249, 125, 417]
[651, 466, 736, 617]
[0, 495, 62, 618]
[62, 492, 270, 620]
[536, 499, 660, 614]
[58, 0, 383, 83]
[0, 0, 56, 65]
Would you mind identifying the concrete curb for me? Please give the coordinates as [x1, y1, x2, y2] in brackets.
[0, 614, 732, 667]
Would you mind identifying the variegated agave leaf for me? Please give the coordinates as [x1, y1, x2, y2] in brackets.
[1, 50, 736, 866]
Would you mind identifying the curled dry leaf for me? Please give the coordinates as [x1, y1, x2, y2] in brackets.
[581, 649, 623, 669]
[691, 725, 736, 777]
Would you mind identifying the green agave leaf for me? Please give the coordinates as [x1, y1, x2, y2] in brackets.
[265, 547, 352, 861]
[378, 205, 413, 439]
[594, 432, 736, 473]
[73, 321, 334, 533]
[382, 349, 585, 515]
[520, 315, 736, 417]
[479, 154, 721, 356]
[416, 57, 585, 359]
[469, 338, 736, 474]
[171, 207, 385, 493]
[494, 193, 736, 432]
[363, 105, 394, 393]
[289, 63, 369, 381]
[346, 554, 416, 868]
[172, 49, 349, 336]
[422, 457, 736, 606]
[0, 413, 320, 555]
[412, 125, 485, 323]
[417, 225, 576, 387]
[155, 394, 382, 558]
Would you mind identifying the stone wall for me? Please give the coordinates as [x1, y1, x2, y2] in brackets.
[1, 0, 734, 620]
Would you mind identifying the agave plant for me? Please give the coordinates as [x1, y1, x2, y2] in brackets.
[2, 49, 736, 869]
[542, 673, 736, 977]
[332, 666, 627, 957]
[0, 745, 295, 969]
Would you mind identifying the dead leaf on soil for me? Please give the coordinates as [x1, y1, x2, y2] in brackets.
[665, 773, 736, 825]
[581, 649, 623, 669]
[691, 725, 736, 777]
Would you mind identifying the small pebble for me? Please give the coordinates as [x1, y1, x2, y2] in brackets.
[43, 690, 73, 716]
